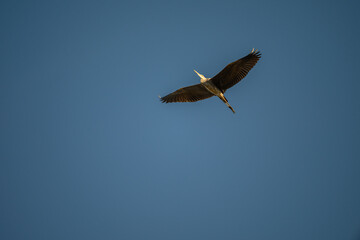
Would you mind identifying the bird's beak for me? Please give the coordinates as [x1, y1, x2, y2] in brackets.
[194, 69, 205, 79]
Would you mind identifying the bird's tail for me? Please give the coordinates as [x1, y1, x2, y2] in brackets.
[220, 95, 235, 114]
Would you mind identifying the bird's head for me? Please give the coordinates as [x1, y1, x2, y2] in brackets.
[194, 70, 207, 83]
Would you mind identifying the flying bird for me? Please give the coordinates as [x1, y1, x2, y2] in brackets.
[160, 49, 261, 113]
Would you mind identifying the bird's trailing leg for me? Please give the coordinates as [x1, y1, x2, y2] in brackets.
[219, 94, 235, 114]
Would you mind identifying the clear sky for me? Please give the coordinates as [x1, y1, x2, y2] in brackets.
[1, 0, 360, 239]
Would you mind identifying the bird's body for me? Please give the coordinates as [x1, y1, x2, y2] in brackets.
[160, 49, 261, 113]
[200, 77, 235, 113]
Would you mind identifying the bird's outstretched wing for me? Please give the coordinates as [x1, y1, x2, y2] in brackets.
[160, 84, 214, 103]
[210, 49, 261, 92]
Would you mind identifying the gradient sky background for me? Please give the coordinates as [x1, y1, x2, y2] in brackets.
[1, 0, 360, 239]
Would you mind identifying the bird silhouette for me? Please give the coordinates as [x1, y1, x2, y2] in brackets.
[160, 49, 261, 113]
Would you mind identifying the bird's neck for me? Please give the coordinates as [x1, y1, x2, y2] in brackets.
[200, 78, 210, 83]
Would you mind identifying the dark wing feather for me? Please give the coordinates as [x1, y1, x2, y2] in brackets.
[160, 84, 214, 103]
[210, 50, 261, 92]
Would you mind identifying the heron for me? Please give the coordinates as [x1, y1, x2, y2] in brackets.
[160, 49, 261, 113]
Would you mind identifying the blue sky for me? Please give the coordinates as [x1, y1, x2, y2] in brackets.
[1, 0, 360, 239]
